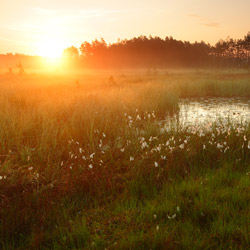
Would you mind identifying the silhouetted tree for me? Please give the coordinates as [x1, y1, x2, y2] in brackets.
[17, 61, 25, 75]
[62, 46, 79, 59]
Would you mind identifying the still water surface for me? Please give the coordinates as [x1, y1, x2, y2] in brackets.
[171, 97, 250, 127]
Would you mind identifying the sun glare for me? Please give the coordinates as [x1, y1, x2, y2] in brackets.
[39, 38, 65, 59]
[37, 37, 67, 69]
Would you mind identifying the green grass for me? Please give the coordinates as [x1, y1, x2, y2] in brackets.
[0, 69, 250, 249]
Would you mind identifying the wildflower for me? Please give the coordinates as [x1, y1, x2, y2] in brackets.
[184, 139, 187, 144]
[217, 143, 223, 150]
[120, 148, 125, 152]
[200, 132, 205, 137]
[136, 114, 141, 120]
[102, 132, 106, 137]
[60, 161, 64, 166]
[82, 156, 86, 160]
[156, 145, 161, 152]
[0, 176, 2, 180]
[140, 137, 145, 142]
[28, 167, 33, 171]
[177, 206, 180, 212]
[154, 162, 159, 167]
[179, 143, 184, 149]
[130, 156, 134, 161]
[167, 214, 176, 219]
[244, 135, 247, 141]
[141, 141, 148, 150]
[27, 156, 30, 162]
[88, 164, 93, 169]
[161, 155, 166, 160]
[153, 214, 157, 219]
[90, 153, 95, 159]
[248, 141, 250, 149]
[156, 225, 159, 231]
[203, 145, 206, 150]
[127, 140, 131, 145]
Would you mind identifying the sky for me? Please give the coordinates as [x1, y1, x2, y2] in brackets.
[0, 0, 250, 56]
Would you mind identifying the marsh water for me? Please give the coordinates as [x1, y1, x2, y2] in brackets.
[170, 97, 250, 127]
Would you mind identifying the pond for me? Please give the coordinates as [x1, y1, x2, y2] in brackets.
[165, 97, 250, 128]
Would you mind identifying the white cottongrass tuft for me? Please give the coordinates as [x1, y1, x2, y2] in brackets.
[167, 214, 176, 219]
[90, 153, 95, 159]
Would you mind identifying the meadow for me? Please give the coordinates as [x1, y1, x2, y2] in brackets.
[0, 69, 250, 249]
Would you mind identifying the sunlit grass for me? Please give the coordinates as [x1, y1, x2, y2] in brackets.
[0, 69, 250, 249]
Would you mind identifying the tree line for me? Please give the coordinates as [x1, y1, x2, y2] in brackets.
[62, 32, 250, 68]
[1, 32, 250, 69]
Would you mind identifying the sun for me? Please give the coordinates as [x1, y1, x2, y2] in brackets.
[39, 38, 65, 59]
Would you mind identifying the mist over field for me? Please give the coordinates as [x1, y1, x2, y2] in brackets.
[1, 33, 250, 73]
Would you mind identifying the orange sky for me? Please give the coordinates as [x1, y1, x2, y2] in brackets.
[1, 0, 250, 56]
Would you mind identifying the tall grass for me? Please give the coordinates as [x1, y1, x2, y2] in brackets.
[172, 70, 250, 97]
[0, 70, 250, 249]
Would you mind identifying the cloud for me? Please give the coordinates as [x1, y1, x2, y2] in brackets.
[188, 13, 220, 28]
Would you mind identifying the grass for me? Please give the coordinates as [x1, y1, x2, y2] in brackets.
[0, 69, 250, 249]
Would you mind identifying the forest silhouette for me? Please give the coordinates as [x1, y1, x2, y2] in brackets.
[1, 32, 250, 69]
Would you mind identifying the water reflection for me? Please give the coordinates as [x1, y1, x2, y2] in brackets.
[168, 97, 250, 127]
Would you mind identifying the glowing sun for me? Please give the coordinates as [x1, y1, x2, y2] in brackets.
[39, 38, 65, 59]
